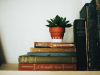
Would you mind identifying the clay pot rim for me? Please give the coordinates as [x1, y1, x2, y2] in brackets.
[49, 27, 65, 33]
[49, 27, 65, 28]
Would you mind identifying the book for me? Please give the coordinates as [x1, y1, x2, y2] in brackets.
[80, 3, 90, 19]
[91, 1, 100, 70]
[91, 0, 96, 4]
[19, 55, 76, 64]
[98, 10, 100, 70]
[73, 19, 87, 71]
[90, 0, 100, 9]
[30, 48, 76, 53]
[95, 0, 100, 9]
[80, 3, 99, 70]
[34, 42, 75, 48]
[19, 63, 77, 71]
[91, 0, 100, 9]
[27, 52, 76, 57]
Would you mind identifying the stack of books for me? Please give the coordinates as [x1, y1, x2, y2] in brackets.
[18, 42, 77, 71]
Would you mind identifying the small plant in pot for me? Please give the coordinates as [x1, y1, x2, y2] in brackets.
[46, 15, 72, 42]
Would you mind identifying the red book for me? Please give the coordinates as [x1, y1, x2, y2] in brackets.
[19, 63, 76, 71]
[34, 42, 75, 48]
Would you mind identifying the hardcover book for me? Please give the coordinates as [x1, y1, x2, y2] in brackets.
[80, 3, 99, 70]
[98, 10, 100, 70]
[19, 55, 76, 64]
[30, 48, 76, 53]
[96, 0, 100, 9]
[91, 0, 100, 9]
[27, 52, 76, 57]
[73, 19, 87, 71]
[91, 0, 96, 4]
[34, 42, 75, 48]
[19, 63, 77, 71]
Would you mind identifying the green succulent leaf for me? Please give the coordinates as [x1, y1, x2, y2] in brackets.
[65, 21, 69, 24]
[62, 17, 66, 22]
[46, 20, 52, 24]
[50, 19, 54, 23]
[46, 25, 50, 27]
[64, 24, 72, 27]
[45, 15, 72, 28]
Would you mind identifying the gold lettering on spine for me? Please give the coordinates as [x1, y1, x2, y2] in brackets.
[54, 65, 63, 69]
[35, 64, 40, 70]
[63, 64, 64, 70]
[33, 64, 35, 70]
[89, 63, 91, 67]
[40, 65, 53, 69]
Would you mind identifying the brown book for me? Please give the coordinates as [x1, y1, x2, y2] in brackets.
[34, 42, 75, 48]
[19, 63, 77, 71]
[30, 48, 76, 53]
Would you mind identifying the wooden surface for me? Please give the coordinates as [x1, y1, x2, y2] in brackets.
[0, 64, 100, 75]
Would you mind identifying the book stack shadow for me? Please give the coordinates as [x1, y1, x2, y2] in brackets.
[18, 42, 77, 71]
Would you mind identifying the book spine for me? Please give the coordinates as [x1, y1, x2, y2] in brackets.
[80, 3, 90, 19]
[30, 48, 76, 53]
[19, 56, 76, 64]
[34, 42, 75, 48]
[87, 4, 99, 70]
[96, 0, 100, 10]
[27, 52, 76, 57]
[98, 10, 100, 70]
[19, 64, 77, 71]
[73, 19, 87, 71]
[91, 0, 96, 4]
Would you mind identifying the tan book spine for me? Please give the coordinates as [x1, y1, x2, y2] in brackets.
[34, 42, 75, 48]
[30, 48, 76, 53]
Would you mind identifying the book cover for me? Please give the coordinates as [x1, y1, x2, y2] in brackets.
[80, 3, 99, 70]
[80, 3, 90, 19]
[19, 63, 77, 71]
[98, 10, 100, 70]
[87, 4, 99, 71]
[90, 0, 100, 9]
[73, 19, 87, 71]
[34, 42, 75, 48]
[91, 0, 96, 4]
[19, 55, 76, 64]
[95, 0, 100, 9]
[27, 52, 76, 57]
[30, 48, 76, 53]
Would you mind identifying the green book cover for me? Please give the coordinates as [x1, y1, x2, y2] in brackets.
[18, 55, 76, 64]
[80, 3, 99, 70]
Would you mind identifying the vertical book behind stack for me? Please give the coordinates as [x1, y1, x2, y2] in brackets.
[73, 19, 87, 71]
[80, 3, 99, 70]
[18, 42, 77, 71]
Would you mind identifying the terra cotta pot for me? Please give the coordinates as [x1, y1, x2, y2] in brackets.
[49, 27, 65, 42]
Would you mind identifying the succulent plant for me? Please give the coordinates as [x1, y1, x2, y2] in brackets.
[46, 15, 72, 27]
